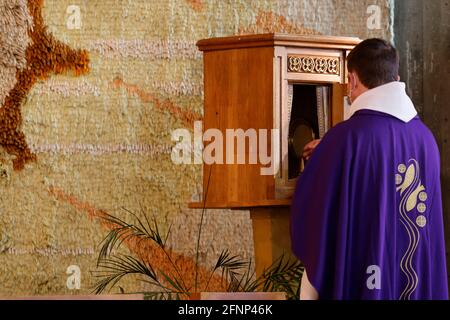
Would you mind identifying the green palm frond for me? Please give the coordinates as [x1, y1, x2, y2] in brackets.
[158, 269, 189, 296]
[204, 249, 248, 291]
[96, 207, 189, 292]
[258, 253, 304, 300]
[97, 209, 167, 264]
[93, 254, 159, 294]
[93, 173, 304, 301]
[237, 259, 260, 292]
[214, 249, 248, 271]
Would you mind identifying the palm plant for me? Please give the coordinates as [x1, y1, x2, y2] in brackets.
[93, 169, 304, 300]
[93, 208, 304, 300]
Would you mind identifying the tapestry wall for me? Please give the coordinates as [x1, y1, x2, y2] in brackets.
[0, 0, 392, 295]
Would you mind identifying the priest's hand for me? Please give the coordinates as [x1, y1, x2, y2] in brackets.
[303, 139, 321, 161]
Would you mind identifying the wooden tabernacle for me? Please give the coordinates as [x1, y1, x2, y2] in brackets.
[190, 33, 361, 276]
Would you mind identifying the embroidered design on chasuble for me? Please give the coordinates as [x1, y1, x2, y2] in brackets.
[396, 159, 428, 300]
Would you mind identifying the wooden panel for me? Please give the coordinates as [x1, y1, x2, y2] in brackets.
[285, 73, 342, 84]
[284, 48, 345, 83]
[250, 209, 275, 277]
[331, 83, 346, 126]
[250, 207, 295, 278]
[202, 47, 275, 205]
[287, 55, 340, 74]
[197, 33, 361, 51]
[188, 199, 291, 209]
[197, 35, 359, 208]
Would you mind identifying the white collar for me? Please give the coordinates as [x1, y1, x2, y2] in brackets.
[348, 81, 417, 123]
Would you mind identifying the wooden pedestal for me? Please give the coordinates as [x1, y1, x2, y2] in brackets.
[249, 206, 296, 277]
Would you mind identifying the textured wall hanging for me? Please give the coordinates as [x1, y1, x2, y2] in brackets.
[0, 0, 89, 170]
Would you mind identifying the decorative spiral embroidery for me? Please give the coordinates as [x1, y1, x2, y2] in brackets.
[396, 159, 428, 300]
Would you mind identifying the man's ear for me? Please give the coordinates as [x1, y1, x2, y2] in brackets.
[397, 75, 401, 81]
[350, 71, 359, 89]
[348, 72, 353, 87]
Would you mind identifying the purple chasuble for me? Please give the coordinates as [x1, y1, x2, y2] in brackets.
[290, 109, 448, 300]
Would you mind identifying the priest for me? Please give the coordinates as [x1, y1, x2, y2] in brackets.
[290, 38, 448, 300]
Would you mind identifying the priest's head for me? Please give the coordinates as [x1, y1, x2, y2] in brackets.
[347, 38, 400, 103]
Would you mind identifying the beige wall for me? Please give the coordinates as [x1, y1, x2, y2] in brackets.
[0, 0, 392, 295]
